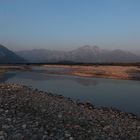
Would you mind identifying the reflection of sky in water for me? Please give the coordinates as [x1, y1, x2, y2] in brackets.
[0, 72, 17, 83]
[10, 71, 98, 86]
[1, 67, 140, 116]
[31, 66, 73, 74]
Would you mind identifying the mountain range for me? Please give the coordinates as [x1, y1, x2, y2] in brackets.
[16, 45, 140, 63]
[0, 44, 26, 63]
[0, 44, 140, 63]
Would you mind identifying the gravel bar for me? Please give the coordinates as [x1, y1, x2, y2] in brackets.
[0, 83, 140, 140]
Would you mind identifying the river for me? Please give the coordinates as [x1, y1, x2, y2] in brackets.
[1, 66, 140, 116]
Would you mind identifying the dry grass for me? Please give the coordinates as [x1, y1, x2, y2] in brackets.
[44, 65, 140, 80]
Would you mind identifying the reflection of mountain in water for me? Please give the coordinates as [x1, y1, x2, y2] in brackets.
[10, 71, 98, 86]
[0, 72, 16, 83]
[32, 68, 73, 75]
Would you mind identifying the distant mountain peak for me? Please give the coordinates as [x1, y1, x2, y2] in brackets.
[16, 45, 140, 63]
[0, 44, 7, 49]
[79, 45, 99, 50]
[0, 44, 27, 63]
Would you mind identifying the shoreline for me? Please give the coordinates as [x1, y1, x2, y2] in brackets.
[0, 65, 30, 73]
[43, 64, 140, 81]
[0, 64, 140, 81]
[0, 83, 140, 139]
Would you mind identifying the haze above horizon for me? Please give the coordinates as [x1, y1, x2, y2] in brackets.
[0, 0, 140, 51]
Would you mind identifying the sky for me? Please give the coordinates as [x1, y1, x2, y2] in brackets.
[0, 0, 140, 51]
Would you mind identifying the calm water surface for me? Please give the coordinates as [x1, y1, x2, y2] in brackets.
[1, 66, 140, 116]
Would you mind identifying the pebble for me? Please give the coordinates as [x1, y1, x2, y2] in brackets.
[0, 136, 5, 140]
[69, 137, 74, 140]
[22, 124, 27, 129]
[0, 83, 139, 140]
[65, 133, 71, 137]
[0, 131, 4, 136]
[58, 114, 63, 118]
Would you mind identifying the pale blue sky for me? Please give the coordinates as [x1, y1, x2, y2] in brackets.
[0, 0, 140, 51]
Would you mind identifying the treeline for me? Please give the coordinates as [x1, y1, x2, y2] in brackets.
[1, 61, 140, 66]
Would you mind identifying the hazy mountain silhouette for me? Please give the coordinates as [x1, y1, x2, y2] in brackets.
[16, 45, 140, 63]
[0, 44, 27, 63]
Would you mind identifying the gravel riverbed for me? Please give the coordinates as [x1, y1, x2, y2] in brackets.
[0, 83, 140, 140]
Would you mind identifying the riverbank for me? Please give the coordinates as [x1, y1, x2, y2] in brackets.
[1, 64, 140, 81]
[44, 65, 140, 81]
[0, 65, 30, 74]
[0, 83, 139, 140]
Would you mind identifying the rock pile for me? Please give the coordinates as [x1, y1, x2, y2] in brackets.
[0, 83, 140, 140]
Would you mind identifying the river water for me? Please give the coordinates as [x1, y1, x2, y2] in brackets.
[1, 66, 140, 116]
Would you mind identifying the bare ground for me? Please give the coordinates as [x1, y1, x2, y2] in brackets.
[44, 65, 140, 80]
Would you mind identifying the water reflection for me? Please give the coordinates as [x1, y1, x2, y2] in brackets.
[0, 72, 16, 83]
[0, 67, 140, 116]
[2, 71, 98, 86]
[32, 66, 73, 74]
